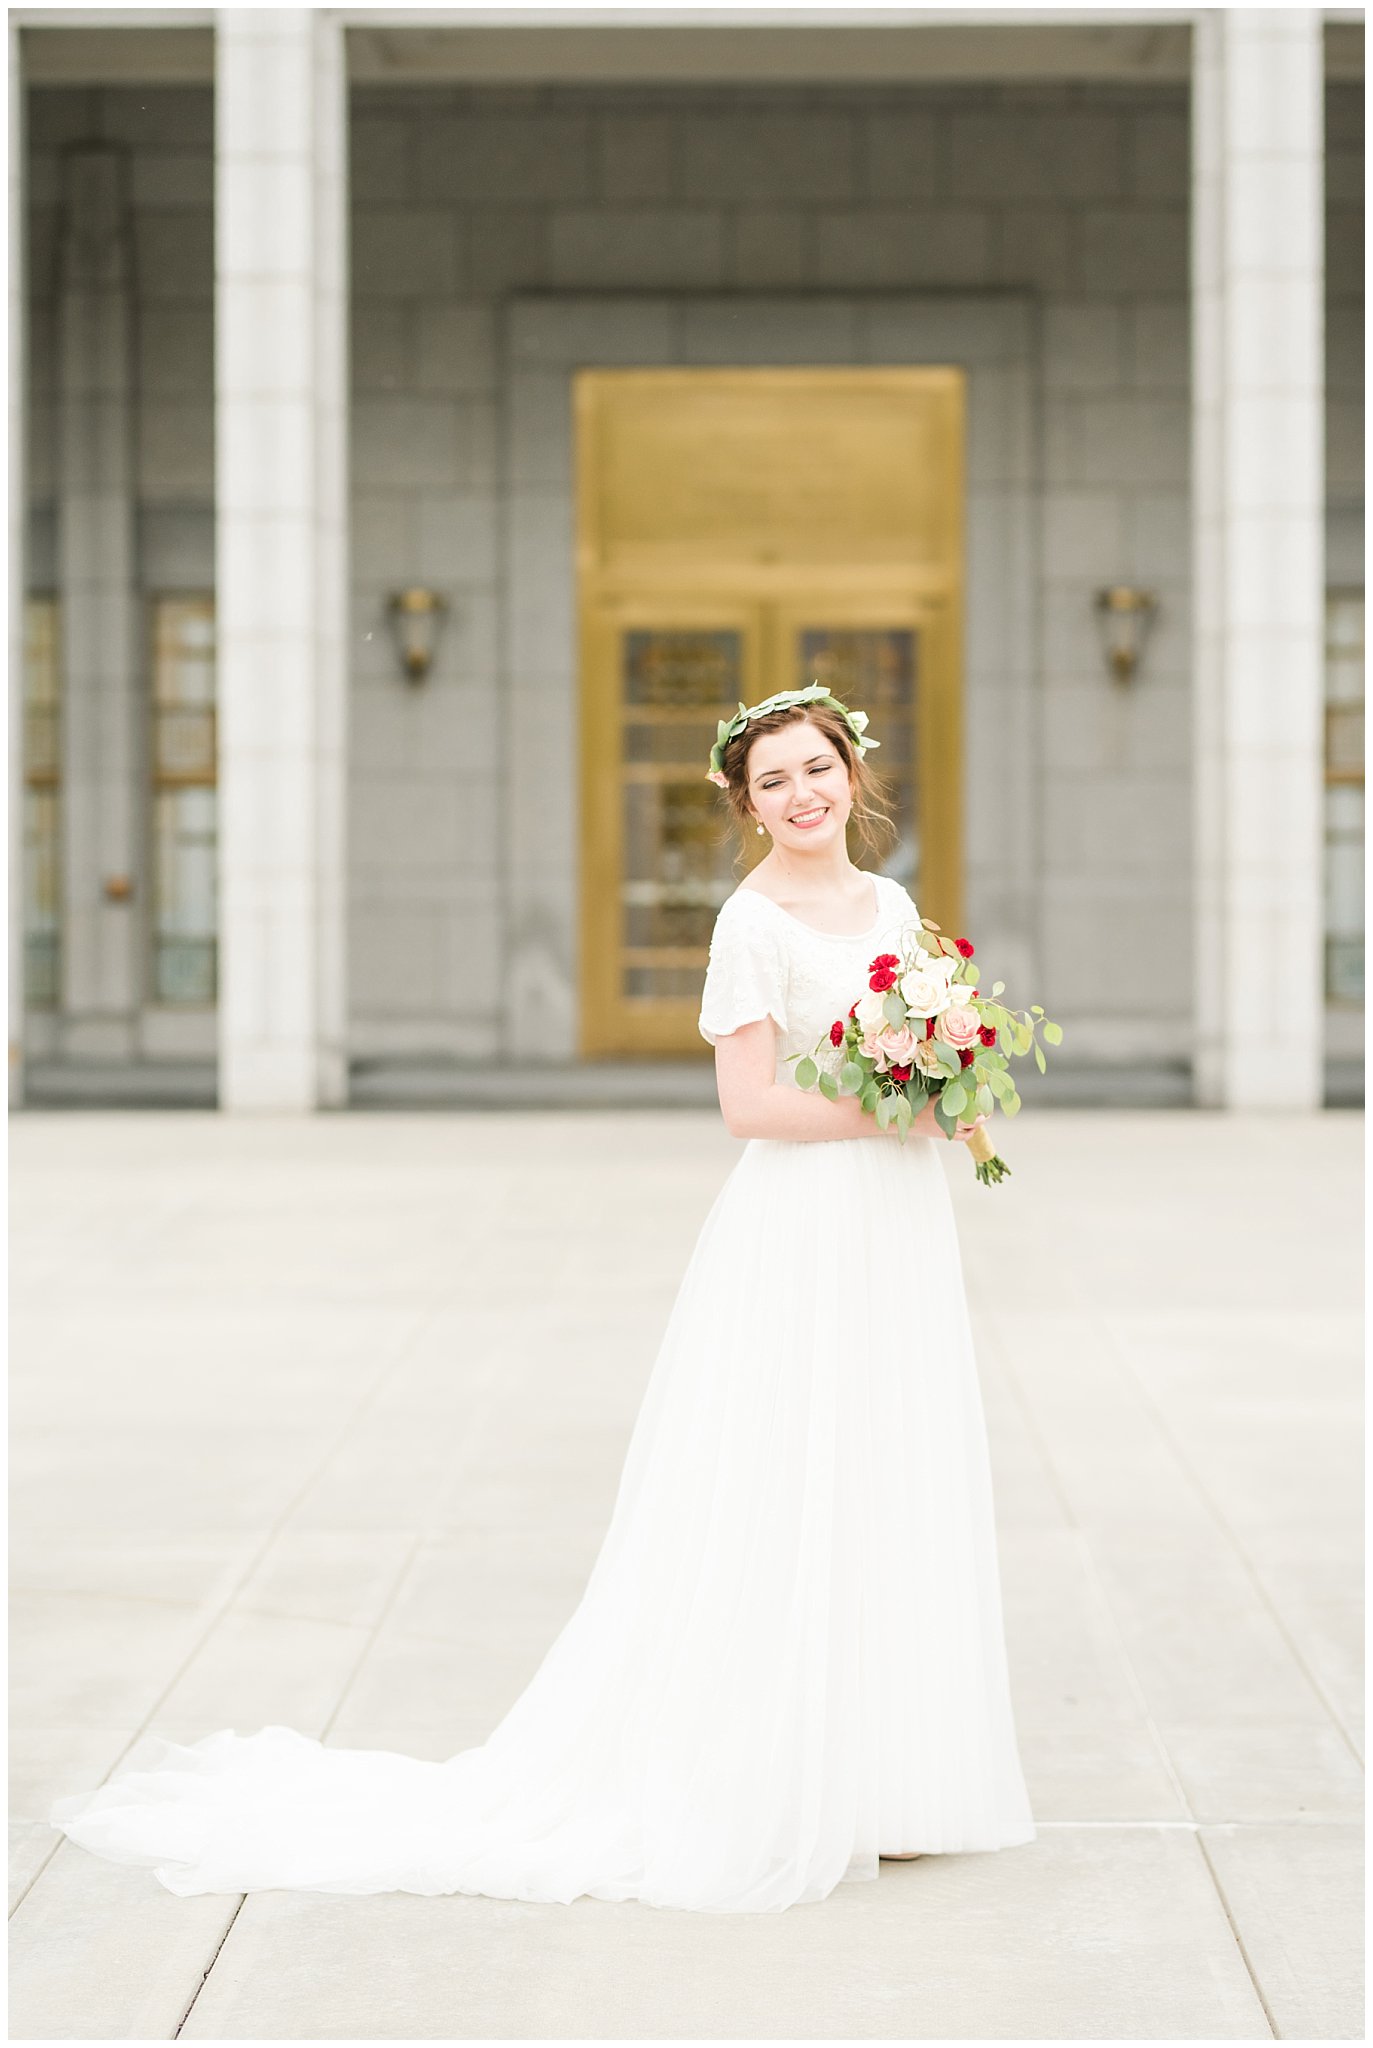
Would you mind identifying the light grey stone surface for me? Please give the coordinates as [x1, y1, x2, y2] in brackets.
[8, 1106, 1363, 2038]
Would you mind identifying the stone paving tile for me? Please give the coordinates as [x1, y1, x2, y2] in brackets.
[1200, 1821, 1364, 2041]
[8, 1845, 239, 2041]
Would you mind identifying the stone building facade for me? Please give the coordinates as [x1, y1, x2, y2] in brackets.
[9, 11, 1365, 1110]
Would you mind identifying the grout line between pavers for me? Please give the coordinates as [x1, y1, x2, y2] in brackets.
[1192, 1831, 1281, 2040]
[10, 1284, 462, 1930]
[992, 1307, 1328, 2041]
[985, 1308, 1198, 1820]
[171, 1322, 525, 2038]
[1103, 1325, 1364, 1768]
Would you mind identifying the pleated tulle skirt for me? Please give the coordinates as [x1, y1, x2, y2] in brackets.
[49, 1130, 1036, 1913]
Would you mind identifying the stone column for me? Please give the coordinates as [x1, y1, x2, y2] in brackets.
[1191, 10, 1325, 1109]
[8, 23, 24, 1105]
[216, 8, 348, 1110]
[54, 142, 141, 1059]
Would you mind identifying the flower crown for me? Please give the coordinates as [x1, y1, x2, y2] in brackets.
[704, 682, 881, 788]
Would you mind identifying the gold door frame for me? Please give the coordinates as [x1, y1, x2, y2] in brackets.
[576, 368, 965, 1058]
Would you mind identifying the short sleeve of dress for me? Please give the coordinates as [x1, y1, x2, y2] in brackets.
[697, 898, 789, 1046]
[895, 880, 922, 929]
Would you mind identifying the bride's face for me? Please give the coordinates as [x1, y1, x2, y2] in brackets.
[746, 725, 854, 847]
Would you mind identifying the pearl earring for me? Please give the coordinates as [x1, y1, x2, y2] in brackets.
[756, 822, 765, 835]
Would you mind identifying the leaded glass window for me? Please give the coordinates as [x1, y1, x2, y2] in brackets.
[1324, 588, 1364, 1004]
[23, 596, 61, 1007]
[150, 596, 217, 1005]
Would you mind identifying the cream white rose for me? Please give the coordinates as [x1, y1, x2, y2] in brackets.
[898, 962, 952, 1017]
[853, 989, 890, 1038]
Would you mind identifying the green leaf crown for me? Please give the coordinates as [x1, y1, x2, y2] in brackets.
[705, 682, 881, 786]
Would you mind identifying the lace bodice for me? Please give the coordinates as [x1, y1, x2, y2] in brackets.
[698, 871, 924, 1089]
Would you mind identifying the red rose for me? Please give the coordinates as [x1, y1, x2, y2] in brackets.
[955, 938, 974, 958]
[979, 1024, 997, 1047]
[959, 1047, 976, 1067]
[830, 1020, 845, 1047]
[869, 967, 897, 992]
[925, 1017, 936, 1037]
[870, 952, 901, 971]
[890, 1064, 912, 1082]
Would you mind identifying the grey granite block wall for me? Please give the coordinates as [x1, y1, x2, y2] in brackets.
[24, 78, 1363, 1066]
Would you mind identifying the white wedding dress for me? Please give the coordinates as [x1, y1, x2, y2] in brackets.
[49, 869, 1035, 1913]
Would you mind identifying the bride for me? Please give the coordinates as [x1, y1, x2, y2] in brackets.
[49, 686, 1036, 1914]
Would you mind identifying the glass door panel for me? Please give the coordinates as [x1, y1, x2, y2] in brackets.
[797, 624, 920, 888]
[776, 595, 960, 936]
[581, 601, 763, 1054]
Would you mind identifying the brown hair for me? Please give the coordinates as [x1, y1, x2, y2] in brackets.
[712, 703, 897, 870]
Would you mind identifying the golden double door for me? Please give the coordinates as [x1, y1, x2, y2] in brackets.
[576, 369, 965, 1058]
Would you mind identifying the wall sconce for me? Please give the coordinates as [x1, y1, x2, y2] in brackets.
[387, 587, 448, 683]
[1093, 585, 1158, 683]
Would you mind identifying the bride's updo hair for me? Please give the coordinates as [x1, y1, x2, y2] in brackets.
[712, 701, 897, 869]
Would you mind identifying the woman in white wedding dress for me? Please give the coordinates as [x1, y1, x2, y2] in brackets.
[49, 688, 1035, 1914]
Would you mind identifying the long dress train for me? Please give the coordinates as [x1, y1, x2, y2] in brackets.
[48, 870, 1036, 1913]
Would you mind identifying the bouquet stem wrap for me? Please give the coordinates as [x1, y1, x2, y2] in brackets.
[964, 1123, 997, 1166]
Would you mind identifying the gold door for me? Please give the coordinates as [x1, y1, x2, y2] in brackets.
[576, 369, 965, 1058]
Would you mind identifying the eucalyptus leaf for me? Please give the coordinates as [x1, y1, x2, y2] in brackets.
[818, 1070, 839, 1101]
[992, 980, 1005, 996]
[976, 1084, 994, 1117]
[883, 991, 906, 1027]
[1033, 1041, 1046, 1074]
[795, 1055, 818, 1090]
[1003, 1091, 1022, 1116]
[840, 1061, 864, 1094]
[876, 1093, 893, 1128]
[1042, 1021, 1062, 1046]
[943, 1084, 968, 1118]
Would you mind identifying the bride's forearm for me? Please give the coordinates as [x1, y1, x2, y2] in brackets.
[726, 1083, 889, 1143]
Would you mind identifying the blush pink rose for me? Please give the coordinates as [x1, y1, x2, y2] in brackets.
[870, 1023, 921, 1072]
[934, 1002, 981, 1051]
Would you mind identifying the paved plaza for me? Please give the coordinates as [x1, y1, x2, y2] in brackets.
[8, 1106, 1363, 2040]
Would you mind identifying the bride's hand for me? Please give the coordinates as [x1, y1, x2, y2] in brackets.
[911, 1097, 988, 1142]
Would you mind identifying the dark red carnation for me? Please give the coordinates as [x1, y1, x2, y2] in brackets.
[925, 1017, 936, 1038]
[868, 967, 898, 992]
[959, 1047, 976, 1067]
[955, 937, 975, 958]
[979, 1024, 997, 1047]
[847, 1002, 858, 1019]
[830, 1019, 845, 1047]
[890, 1064, 912, 1082]
[869, 952, 901, 971]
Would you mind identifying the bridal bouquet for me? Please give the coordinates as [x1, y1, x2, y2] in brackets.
[785, 918, 1062, 1185]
